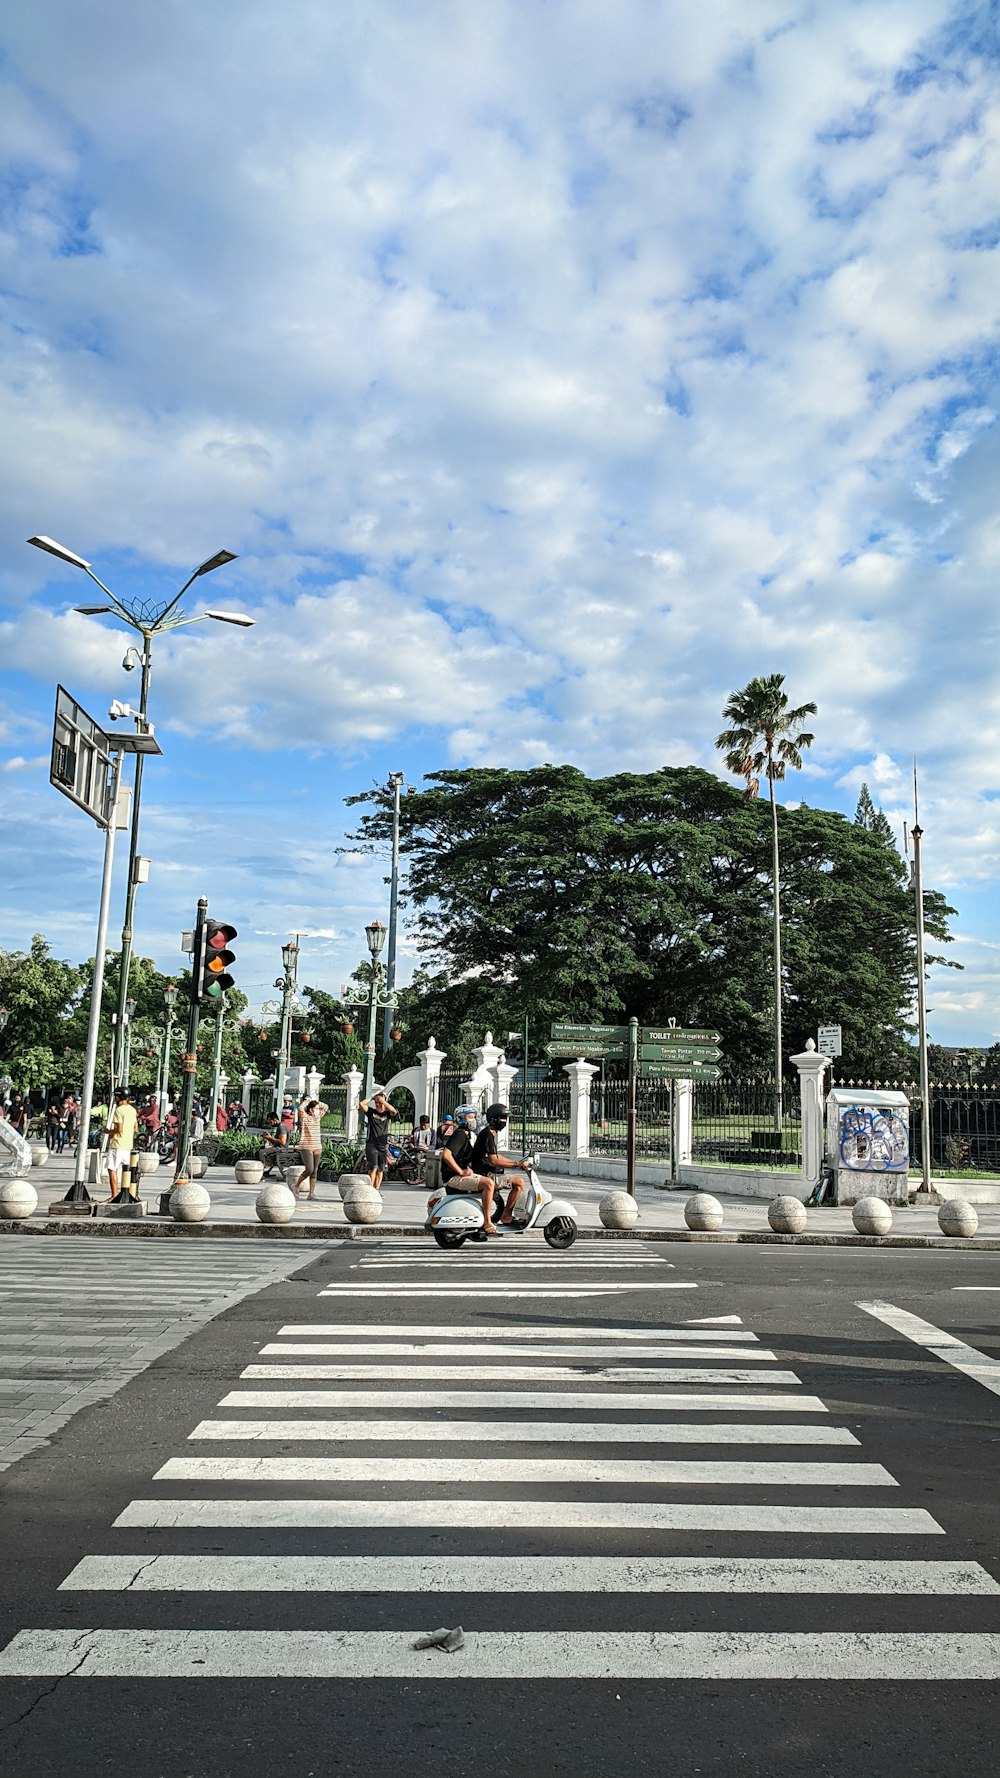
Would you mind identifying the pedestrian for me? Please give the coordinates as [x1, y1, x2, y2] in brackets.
[259, 1112, 289, 1176]
[8, 1093, 27, 1137]
[293, 1097, 328, 1200]
[62, 1093, 78, 1150]
[358, 1087, 398, 1191]
[412, 1114, 433, 1152]
[105, 1089, 138, 1202]
[45, 1098, 61, 1150]
[279, 1094, 296, 1133]
[215, 1101, 228, 1133]
[228, 1100, 247, 1132]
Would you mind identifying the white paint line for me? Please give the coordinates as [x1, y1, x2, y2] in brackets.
[155, 1455, 896, 1485]
[9, 1629, 991, 1679]
[240, 1364, 801, 1384]
[259, 1342, 777, 1361]
[685, 1316, 743, 1325]
[857, 1301, 1000, 1401]
[60, 1555, 998, 1595]
[220, 1389, 828, 1412]
[114, 1499, 942, 1533]
[952, 1287, 1000, 1291]
[318, 1284, 698, 1294]
[277, 1324, 758, 1342]
[191, 1419, 858, 1446]
[356, 1260, 666, 1268]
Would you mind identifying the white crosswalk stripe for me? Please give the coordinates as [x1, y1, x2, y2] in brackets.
[2, 1238, 997, 1687]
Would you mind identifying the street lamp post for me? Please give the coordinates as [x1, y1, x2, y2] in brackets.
[271, 942, 299, 1113]
[381, 771, 404, 1054]
[27, 535, 252, 1087]
[208, 992, 227, 1129]
[157, 984, 178, 1116]
[122, 997, 137, 1088]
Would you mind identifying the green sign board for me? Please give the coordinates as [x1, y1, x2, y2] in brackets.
[551, 1022, 630, 1040]
[643, 1027, 720, 1046]
[640, 1061, 722, 1081]
[546, 1038, 627, 1060]
[640, 1042, 722, 1064]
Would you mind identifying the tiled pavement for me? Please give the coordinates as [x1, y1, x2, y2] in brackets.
[0, 1236, 333, 1472]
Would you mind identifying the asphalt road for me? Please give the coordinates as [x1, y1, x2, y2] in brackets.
[0, 1236, 998, 1778]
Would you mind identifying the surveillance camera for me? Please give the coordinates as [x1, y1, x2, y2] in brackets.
[122, 653, 136, 672]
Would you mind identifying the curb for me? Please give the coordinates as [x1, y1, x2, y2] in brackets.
[0, 1218, 997, 1250]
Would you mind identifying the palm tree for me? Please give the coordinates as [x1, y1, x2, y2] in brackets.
[717, 674, 817, 1131]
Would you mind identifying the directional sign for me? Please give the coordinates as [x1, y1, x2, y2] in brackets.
[640, 1042, 723, 1064]
[640, 1061, 722, 1081]
[551, 1023, 630, 1040]
[546, 1038, 627, 1060]
[643, 1027, 720, 1046]
[818, 1024, 842, 1058]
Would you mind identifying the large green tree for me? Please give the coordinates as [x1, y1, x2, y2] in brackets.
[717, 674, 817, 1126]
[347, 764, 955, 1079]
[0, 936, 86, 1094]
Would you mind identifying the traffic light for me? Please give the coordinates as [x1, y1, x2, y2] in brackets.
[200, 920, 237, 1000]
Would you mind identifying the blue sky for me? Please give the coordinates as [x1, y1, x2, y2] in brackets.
[2, 0, 1000, 1046]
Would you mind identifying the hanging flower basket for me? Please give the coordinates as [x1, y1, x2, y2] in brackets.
[390, 1027, 403, 1042]
[342, 1022, 354, 1036]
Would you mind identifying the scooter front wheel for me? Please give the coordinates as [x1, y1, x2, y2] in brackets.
[433, 1228, 467, 1249]
[543, 1216, 577, 1249]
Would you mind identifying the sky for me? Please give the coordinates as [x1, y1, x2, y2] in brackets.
[1, 0, 1000, 1051]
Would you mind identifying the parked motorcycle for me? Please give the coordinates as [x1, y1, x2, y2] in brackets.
[425, 1154, 578, 1249]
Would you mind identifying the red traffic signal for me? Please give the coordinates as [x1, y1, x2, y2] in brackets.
[200, 920, 237, 1000]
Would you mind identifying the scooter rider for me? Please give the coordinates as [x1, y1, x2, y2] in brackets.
[472, 1103, 527, 1228]
[439, 1106, 503, 1236]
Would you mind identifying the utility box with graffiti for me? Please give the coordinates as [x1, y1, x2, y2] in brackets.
[826, 1087, 910, 1205]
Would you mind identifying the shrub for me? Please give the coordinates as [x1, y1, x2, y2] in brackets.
[318, 1141, 363, 1181]
[212, 1131, 264, 1166]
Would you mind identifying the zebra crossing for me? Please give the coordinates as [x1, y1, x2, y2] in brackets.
[0, 1235, 329, 1471]
[1, 1237, 998, 1683]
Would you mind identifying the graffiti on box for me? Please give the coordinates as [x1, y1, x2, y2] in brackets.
[839, 1105, 909, 1173]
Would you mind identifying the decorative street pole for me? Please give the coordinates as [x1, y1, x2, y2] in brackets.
[381, 771, 404, 1054]
[341, 921, 398, 1101]
[208, 992, 227, 1129]
[157, 984, 178, 1115]
[911, 765, 932, 1194]
[122, 997, 137, 1088]
[272, 941, 299, 1113]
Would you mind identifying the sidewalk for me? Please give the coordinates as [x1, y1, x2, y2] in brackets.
[6, 1151, 1000, 1247]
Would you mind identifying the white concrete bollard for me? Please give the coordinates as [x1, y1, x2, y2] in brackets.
[30, 1145, 48, 1168]
[169, 1182, 211, 1223]
[135, 1151, 160, 1176]
[235, 1159, 265, 1186]
[938, 1198, 978, 1238]
[852, 1197, 893, 1236]
[684, 1193, 723, 1231]
[255, 1182, 297, 1224]
[0, 1178, 38, 1220]
[284, 1164, 304, 1191]
[344, 1184, 383, 1223]
[338, 1171, 371, 1201]
[599, 1190, 638, 1229]
[768, 1195, 807, 1234]
[188, 1154, 207, 1179]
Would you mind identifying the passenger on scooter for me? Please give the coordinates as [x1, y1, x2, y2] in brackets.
[439, 1106, 503, 1236]
[472, 1104, 527, 1228]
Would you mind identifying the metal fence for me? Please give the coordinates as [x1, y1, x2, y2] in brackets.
[589, 1079, 673, 1157]
[508, 1079, 572, 1153]
[691, 1077, 802, 1168]
[247, 1083, 273, 1127]
[321, 1086, 348, 1133]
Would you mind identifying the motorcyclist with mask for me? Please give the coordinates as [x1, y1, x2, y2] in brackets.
[472, 1103, 527, 1229]
[439, 1105, 506, 1236]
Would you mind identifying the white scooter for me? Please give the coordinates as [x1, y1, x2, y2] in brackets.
[425, 1154, 578, 1250]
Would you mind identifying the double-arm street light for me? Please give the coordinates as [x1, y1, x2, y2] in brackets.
[157, 983, 178, 1116]
[262, 941, 300, 1113]
[343, 920, 398, 1100]
[27, 534, 253, 1087]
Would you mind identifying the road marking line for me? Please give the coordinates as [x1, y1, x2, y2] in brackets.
[59, 1555, 998, 1595]
[259, 1342, 776, 1361]
[951, 1287, 1000, 1291]
[220, 1389, 828, 1412]
[9, 1629, 992, 1678]
[114, 1500, 942, 1533]
[318, 1284, 698, 1293]
[240, 1365, 802, 1384]
[190, 1419, 859, 1445]
[857, 1301, 1000, 1400]
[686, 1316, 743, 1324]
[155, 1455, 896, 1485]
[277, 1324, 758, 1342]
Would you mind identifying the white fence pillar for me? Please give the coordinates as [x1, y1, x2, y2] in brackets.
[674, 1079, 693, 1165]
[792, 1041, 830, 1192]
[305, 1067, 324, 1101]
[563, 1059, 599, 1160]
[241, 1070, 257, 1114]
[492, 1059, 518, 1107]
[416, 1038, 446, 1125]
[344, 1067, 363, 1141]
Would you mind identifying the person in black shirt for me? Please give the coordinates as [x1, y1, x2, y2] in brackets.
[359, 1088, 398, 1190]
[472, 1103, 527, 1226]
[439, 1106, 504, 1235]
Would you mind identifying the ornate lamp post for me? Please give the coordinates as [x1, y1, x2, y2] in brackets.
[208, 992, 228, 1128]
[263, 941, 299, 1113]
[157, 984, 178, 1115]
[121, 997, 137, 1087]
[344, 921, 396, 1100]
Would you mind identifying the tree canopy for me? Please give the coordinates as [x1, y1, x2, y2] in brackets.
[347, 764, 957, 1076]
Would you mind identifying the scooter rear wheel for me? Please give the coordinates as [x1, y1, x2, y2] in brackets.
[433, 1228, 467, 1249]
[543, 1216, 577, 1249]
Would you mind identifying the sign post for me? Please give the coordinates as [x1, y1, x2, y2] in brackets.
[627, 1016, 638, 1199]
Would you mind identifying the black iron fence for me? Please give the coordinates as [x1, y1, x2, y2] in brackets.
[589, 1079, 673, 1157]
[691, 1077, 802, 1168]
[247, 1083, 273, 1127]
[508, 1080, 572, 1152]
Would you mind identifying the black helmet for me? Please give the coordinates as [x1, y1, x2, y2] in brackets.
[486, 1102, 509, 1129]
